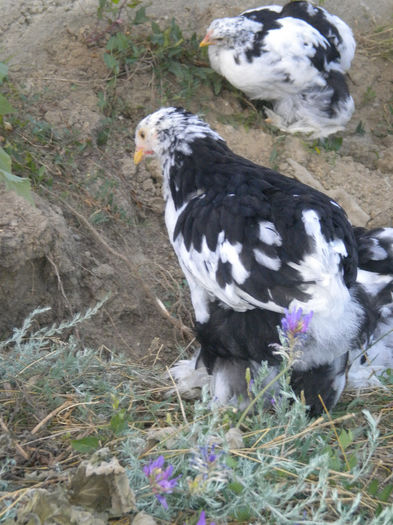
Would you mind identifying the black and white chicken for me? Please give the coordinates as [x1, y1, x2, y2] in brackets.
[347, 227, 393, 389]
[200, 1, 356, 138]
[134, 107, 393, 415]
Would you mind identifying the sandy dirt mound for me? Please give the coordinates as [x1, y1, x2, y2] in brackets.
[0, 0, 392, 361]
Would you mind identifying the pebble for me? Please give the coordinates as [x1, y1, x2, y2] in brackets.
[132, 512, 158, 525]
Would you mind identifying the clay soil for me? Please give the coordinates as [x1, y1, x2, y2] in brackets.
[1, 0, 392, 365]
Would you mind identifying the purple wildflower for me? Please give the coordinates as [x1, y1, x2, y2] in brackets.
[189, 444, 230, 490]
[281, 307, 313, 344]
[196, 510, 216, 525]
[190, 444, 224, 481]
[200, 444, 218, 465]
[143, 455, 180, 509]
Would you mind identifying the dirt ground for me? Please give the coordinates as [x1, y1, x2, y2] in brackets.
[1, 0, 392, 365]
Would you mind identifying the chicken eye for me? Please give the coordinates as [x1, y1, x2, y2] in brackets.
[139, 130, 145, 139]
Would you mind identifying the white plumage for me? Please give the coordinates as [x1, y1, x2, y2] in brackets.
[348, 228, 393, 389]
[134, 107, 393, 415]
[200, 1, 356, 138]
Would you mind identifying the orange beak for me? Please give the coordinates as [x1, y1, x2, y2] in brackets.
[199, 34, 213, 47]
[134, 147, 145, 165]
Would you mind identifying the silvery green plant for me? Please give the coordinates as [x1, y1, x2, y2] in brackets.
[1, 305, 393, 523]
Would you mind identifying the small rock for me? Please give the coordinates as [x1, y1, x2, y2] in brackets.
[10, 488, 107, 525]
[44, 109, 64, 126]
[132, 512, 159, 525]
[286, 158, 325, 191]
[377, 146, 393, 174]
[225, 427, 244, 449]
[141, 177, 155, 193]
[283, 136, 309, 165]
[93, 263, 114, 279]
[147, 426, 179, 448]
[327, 188, 370, 226]
[213, 123, 274, 165]
[69, 448, 136, 516]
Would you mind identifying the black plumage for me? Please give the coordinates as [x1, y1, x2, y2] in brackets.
[134, 107, 393, 415]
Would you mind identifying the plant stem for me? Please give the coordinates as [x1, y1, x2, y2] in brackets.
[236, 363, 292, 429]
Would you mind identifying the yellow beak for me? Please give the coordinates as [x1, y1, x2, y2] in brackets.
[199, 36, 212, 47]
[134, 148, 145, 165]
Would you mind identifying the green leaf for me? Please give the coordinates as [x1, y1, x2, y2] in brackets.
[211, 75, 223, 96]
[103, 53, 119, 74]
[106, 33, 129, 52]
[0, 62, 8, 83]
[71, 436, 100, 453]
[318, 136, 343, 152]
[133, 6, 148, 25]
[97, 0, 106, 19]
[0, 93, 16, 115]
[367, 479, 379, 496]
[0, 147, 35, 206]
[355, 121, 366, 136]
[163, 27, 174, 48]
[0, 146, 12, 172]
[111, 393, 120, 410]
[338, 428, 353, 450]
[151, 21, 161, 34]
[328, 452, 343, 472]
[228, 481, 244, 495]
[168, 61, 185, 79]
[233, 506, 252, 521]
[0, 171, 35, 207]
[347, 453, 358, 469]
[110, 410, 128, 434]
[379, 484, 393, 502]
[225, 456, 238, 469]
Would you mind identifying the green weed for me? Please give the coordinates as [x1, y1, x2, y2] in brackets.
[355, 121, 366, 136]
[310, 135, 343, 154]
[97, 2, 223, 111]
[362, 86, 377, 105]
[0, 62, 35, 205]
[1, 305, 393, 523]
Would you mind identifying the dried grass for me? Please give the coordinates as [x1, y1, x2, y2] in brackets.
[359, 25, 393, 63]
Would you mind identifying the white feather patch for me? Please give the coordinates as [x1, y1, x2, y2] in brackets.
[253, 248, 281, 271]
[258, 221, 282, 246]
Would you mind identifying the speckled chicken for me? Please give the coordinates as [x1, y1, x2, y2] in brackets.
[200, 1, 356, 138]
[134, 107, 393, 415]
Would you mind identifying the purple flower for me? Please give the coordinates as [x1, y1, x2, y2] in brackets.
[190, 445, 220, 480]
[281, 307, 313, 343]
[189, 444, 230, 486]
[196, 510, 216, 525]
[200, 444, 218, 465]
[143, 455, 180, 509]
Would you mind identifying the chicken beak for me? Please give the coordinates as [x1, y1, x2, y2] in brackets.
[199, 35, 212, 47]
[134, 147, 145, 165]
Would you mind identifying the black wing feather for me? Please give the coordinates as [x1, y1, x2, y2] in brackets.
[172, 136, 357, 311]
